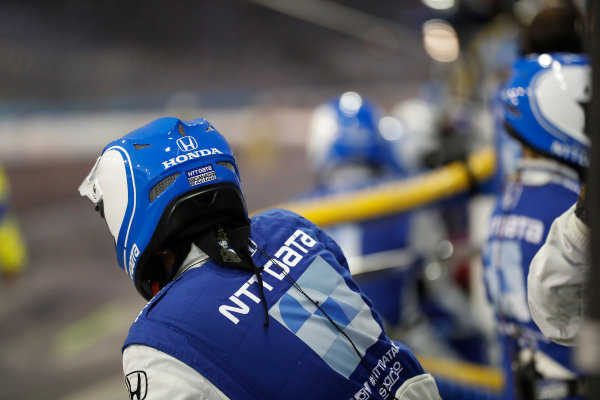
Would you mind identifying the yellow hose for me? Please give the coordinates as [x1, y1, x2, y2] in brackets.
[0, 165, 8, 202]
[0, 166, 28, 276]
[417, 353, 504, 391]
[255, 146, 496, 227]
[0, 217, 27, 276]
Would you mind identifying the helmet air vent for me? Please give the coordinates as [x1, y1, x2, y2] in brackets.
[195, 190, 219, 206]
[149, 173, 181, 203]
[133, 144, 152, 150]
[216, 161, 236, 173]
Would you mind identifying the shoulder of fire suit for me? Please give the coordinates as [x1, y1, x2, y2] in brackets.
[528, 203, 589, 346]
[251, 207, 352, 272]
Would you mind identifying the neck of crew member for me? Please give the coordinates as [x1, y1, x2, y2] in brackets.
[159, 251, 177, 274]
[521, 146, 544, 160]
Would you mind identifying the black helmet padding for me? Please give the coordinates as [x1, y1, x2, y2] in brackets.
[136, 182, 247, 300]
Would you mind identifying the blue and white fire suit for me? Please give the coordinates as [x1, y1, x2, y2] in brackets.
[122, 209, 440, 400]
[298, 177, 428, 329]
[482, 158, 584, 399]
[528, 202, 588, 347]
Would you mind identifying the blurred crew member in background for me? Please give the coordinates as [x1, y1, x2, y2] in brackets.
[482, 52, 589, 400]
[490, 5, 584, 192]
[304, 91, 423, 333]
[522, 7, 590, 351]
[0, 165, 27, 280]
[79, 117, 441, 399]
[305, 92, 488, 366]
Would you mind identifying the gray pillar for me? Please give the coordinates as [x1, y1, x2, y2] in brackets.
[582, 0, 600, 397]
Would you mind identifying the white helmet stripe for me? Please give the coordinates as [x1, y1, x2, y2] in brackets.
[103, 146, 137, 277]
[532, 65, 591, 145]
[81, 146, 137, 277]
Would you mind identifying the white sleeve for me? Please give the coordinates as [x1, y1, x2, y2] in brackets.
[528, 204, 589, 346]
[122, 344, 229, 400]
[394, 373, 441, 400]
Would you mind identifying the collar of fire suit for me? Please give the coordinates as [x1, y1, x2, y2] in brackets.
[174, 244, 210, 279]
[516, 158, 580, 189]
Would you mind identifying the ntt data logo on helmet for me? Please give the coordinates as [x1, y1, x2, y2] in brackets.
[186, 164, 217, 187]
[162, 148, 223, 169]
[176, 136, 198, 152]
[550, 140, 589, 167]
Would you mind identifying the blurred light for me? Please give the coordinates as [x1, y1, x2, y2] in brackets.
[422, 19, 460, 63]
[393, 98, 437, 136]
[307, 104, 339, 168]
[538, 53, 553, 68]
[378, 116, 405, 141]
[421, 0, 456, 10]
[309, 105, 338, 140]
[437, 240, 454, 260]
[552, 60, 562, 73]
[339, 91, 362, 116]
[425, 261, 443, 281]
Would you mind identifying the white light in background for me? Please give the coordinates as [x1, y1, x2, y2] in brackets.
[339, 91, 363, 116]
[537, 53, 553, 68]
[421, 0, 456, 10]
[422, 19, 460, 63]
[378, 116, 405, 141]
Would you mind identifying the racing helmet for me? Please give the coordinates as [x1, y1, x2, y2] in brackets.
[502, 52, 590, 169]
[306, 91, 401, 181]
[79, 117, 247, 299]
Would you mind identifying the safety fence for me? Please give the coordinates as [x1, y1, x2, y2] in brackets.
[254, 146, 495, 227]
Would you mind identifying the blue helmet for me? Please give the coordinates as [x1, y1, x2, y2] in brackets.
[79, 117, 246, 299]
[307, 92, 401, 180]
[502, 53, 590, 169]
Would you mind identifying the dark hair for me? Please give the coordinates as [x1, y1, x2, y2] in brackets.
[521, 7, 583, 55]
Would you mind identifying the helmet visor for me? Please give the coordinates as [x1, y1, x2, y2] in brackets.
[78, 150, 129, 241]
[78, 156, 103, 205]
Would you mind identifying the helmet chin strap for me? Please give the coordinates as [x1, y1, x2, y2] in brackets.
[193, 220, 270, 327]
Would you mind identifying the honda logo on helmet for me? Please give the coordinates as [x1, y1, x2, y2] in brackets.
[177, 136, 198, 152]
